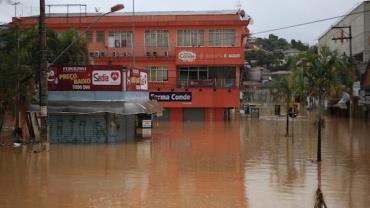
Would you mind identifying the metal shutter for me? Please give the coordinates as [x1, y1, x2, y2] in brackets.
[49, 114, 106, 144]
[183, 108, 205, 122]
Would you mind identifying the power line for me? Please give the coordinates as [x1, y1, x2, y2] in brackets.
[252, 9, 370, 35]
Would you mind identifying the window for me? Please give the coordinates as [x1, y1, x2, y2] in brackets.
[177, 30, 204, 47]
[145, 30, 169, 48]
[108, 31, 132, 48]
[96, 31, 105, 43]
[145, 66, 168, 82]
[209, 29, 236, 47]
[179, 67, 208, 80]
[85, 31, 93, 42]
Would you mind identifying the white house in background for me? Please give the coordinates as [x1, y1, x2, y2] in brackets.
[318, 1, 370, 64]
[283, 48, 302, 58]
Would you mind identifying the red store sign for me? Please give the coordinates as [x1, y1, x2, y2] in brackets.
[48, 65, 123, 91]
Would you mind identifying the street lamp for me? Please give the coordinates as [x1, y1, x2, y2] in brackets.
[37, 3, 124, 152]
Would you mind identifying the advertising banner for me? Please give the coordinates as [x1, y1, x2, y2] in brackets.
[127, 68, 148, 91]
[149, 92, 192, 102]
[176, 47, 244, 65]
[48, 65, 123, 91]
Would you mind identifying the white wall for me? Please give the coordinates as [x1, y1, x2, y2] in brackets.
[319, 3, 367, 60]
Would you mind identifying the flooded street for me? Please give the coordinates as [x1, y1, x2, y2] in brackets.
[1, 117, 370, 207]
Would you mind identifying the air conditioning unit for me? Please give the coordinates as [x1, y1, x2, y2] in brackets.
[112, 51, 119, 57]
[94, 51, 100, 58]
[164, 51, 169, 57]
[153, 51, 157, 57]
[146, 51, 151, 57]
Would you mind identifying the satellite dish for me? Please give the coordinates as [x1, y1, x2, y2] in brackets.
[239, 9, 245, 18]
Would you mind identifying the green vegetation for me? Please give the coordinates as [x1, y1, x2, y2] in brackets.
[246, 34, 317, 71]
[271, 46, 353, 159]
[270, 75, 294, 136]
[0, 26, 89, 134]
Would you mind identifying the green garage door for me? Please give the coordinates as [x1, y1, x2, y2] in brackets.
[183, 108, 205, 122]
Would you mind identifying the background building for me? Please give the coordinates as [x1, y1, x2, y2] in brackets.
[15, 9, 250, 123]
[319, 1, 370, 63]
[319, 1, 370, 117]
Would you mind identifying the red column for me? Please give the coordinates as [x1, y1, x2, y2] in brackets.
[169, 108, 183, 122]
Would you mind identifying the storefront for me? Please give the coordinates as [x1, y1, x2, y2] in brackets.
[28, 65, 161, 144]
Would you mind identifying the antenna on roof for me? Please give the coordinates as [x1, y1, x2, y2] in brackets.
[235, 0, 242, 10]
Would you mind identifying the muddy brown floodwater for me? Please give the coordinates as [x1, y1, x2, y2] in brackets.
[0, 117, 370, 208]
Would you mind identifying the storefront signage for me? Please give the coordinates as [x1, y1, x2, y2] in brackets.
[92, 70, 121, 86]
[178, 51, 196, 62]
[176, 48, 244, 65]
[142, 120, 152, 128]
[127, 68, 148, 91]
[149, 92, 192, 102]
[138, 71, 148, 90]
[48, 65, 123, 91]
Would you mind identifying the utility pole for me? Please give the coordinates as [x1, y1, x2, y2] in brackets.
[12, 2, 20, 18]
[12, 2, 21, 143]
[132, 0, 135, 67]
[332, 26, 352, 57]
[332, 25, 353, 118]
[38, 0, 49, 151]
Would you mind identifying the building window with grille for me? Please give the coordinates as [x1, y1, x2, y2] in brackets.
[96, 31, 105, 43]
[108, 31, 132, 48]
[145, 66, 168, 82]
[86, 31, 93, 42]
[145, 30, 169, 48]
[177, 29, 204, 47]
[209, 29, 236, 47]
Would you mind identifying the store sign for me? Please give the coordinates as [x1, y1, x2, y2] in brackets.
[142, 120, 152, 128]
[48, 65, 123, 91]
[92, 70, 121, 86]
[176, 48, 244, 65]
[149, 92, 192, 102]
[127, 68, 148, 91]
[178, 51, 196, 62]
[138, 71, 148, 90]
[352, 81, 360, 97]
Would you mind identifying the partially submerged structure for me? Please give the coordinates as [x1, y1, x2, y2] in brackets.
[27, 65, 161, 143]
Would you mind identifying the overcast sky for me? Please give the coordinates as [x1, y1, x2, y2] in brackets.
[0, 0, 364, 45]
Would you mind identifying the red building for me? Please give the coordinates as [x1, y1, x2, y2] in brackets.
[16, 10, 250, 122]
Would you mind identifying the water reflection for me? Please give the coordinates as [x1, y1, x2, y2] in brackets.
[241, 117, 370, 208]
[0, 118, 369, 207]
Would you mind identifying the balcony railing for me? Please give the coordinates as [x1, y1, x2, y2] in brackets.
[177, 79, 236, 88]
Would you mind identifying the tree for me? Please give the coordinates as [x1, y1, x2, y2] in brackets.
[47, 30, 89, 65]
[270, 75, 294, 136]
[0, 26, 89, 138]
[0, 26, 35, 138]
[300, 47, 352, 161]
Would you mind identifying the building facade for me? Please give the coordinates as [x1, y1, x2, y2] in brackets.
[319, 1, 370, 117]
[16, 10, 250, 122]
[319, 1, 370, 63]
